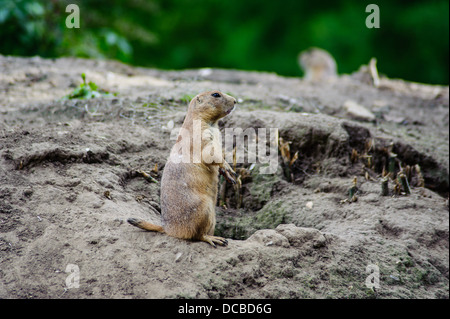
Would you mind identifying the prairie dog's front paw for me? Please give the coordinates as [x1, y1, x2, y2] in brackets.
[220, 164, 236, 184]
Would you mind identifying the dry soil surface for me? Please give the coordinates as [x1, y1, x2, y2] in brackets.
[0, 55, 448, 299]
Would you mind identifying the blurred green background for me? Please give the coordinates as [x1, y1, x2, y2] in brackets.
[0, 0, 448, 84]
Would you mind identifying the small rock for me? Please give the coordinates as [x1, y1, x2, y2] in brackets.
[383, 113, 406, 124]
[305, 201, 314, 209]
[175, 252, 183, 262]
[343, 100, 375, 122]
[275, 224, 326, 248]
[247, 229, 290, 248]
[198, 68, 213, 77]
[162, 120, 174, 131]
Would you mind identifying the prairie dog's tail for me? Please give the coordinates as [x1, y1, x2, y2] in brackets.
[127, 218, 164, 233]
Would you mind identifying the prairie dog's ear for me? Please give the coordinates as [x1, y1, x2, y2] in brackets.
[196, 95, 203, 105]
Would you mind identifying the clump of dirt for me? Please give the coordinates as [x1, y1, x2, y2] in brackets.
[0, 55, 448, 299]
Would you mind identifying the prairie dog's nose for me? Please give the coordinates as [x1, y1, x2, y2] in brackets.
[233, 98, 237, 104]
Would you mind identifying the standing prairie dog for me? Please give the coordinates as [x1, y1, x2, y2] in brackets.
[128, 91, 237, 247]
[298, 47, 337, 82]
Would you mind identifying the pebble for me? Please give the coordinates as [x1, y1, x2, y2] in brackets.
[343, 100, 376, 122]
[175, 252, 183, 262]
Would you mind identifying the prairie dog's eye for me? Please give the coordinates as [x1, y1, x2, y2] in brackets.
[211, 92, 221, 98]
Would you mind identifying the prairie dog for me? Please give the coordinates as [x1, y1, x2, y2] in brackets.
[128, 91, 237, 247]
[298, 47, 337, 82]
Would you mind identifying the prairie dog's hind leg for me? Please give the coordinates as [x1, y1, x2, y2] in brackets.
[201, 234, 228, 248]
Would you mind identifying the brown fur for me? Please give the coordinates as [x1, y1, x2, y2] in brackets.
[128, 91, 237, 247]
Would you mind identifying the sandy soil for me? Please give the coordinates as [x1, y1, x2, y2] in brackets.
[0, 55, 448, 299]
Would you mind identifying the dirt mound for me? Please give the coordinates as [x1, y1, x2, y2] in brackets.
[0, 55, 448, 298]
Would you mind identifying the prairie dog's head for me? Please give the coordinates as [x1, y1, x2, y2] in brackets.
[189, 90, 237, 123]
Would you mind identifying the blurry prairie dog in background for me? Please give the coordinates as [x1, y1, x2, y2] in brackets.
[298, 47, 337, 82]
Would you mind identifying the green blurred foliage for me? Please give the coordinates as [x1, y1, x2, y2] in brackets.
[63, 73, 117, 99]
[0, 0, 448, 84]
